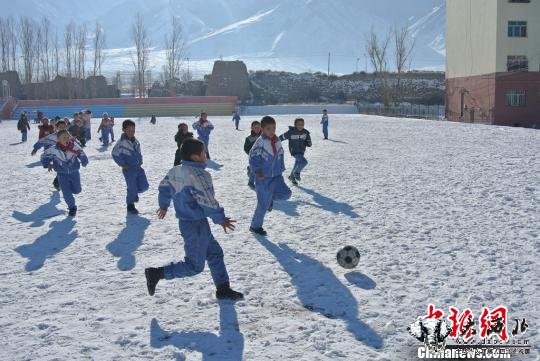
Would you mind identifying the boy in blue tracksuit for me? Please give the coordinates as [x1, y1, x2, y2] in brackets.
[244, 120, 261, 189]
[41, 130, 88, 216]
[249, 116, 292, 236]
[192, 112, 214, 159]
[321, 109, 329, 140]
[232, 111, 241, 130]
[279, 118, 312, 185]
[31, 119, 70, 191]
[144, 138, 243, 300]
[112, 119, 149, 215]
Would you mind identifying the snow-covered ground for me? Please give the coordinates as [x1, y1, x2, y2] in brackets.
[1, 115, 538, 360]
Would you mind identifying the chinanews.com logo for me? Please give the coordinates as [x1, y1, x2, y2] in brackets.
[408, 304, 531, 359]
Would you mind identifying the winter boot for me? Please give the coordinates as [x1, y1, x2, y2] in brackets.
[216, 282, 244, 300]
[294, 173, 301, 181]
[53, 176, 60, 191]
[267, 200, 273, 212]
[127, 203, 139, 215]
[288, 175, 298, 185]
[249, 226, 267, 236]
[145, 267, 164, 296]
[68, 207, 77, 217]
[248, 181, 255, 190]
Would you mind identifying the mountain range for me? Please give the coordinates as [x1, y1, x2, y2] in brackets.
[3, 0, 446, 75]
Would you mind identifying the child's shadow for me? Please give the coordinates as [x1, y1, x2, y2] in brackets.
[206, 160, 223, 171]
[25, 160, 43, 168]
[297, 186, 359, 219]
[325, 139, 348, 144]
[9, 141, 24, 146]
[150, 301, 244, 361]
[106, 215, 150, 271]
[12, 192, 64, 227]
[255, 236, 383, 349]
[15, 218, 77, 271]
[97, 145, 110, 153]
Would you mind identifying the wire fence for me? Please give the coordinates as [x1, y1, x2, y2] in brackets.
[355, 103, 445, 120]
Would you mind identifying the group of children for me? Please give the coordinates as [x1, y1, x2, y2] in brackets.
[23, 108, 330, 301]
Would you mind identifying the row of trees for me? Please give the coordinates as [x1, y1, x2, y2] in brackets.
[0, 14, 187, 98]
[0, 16, 107, 84]
[365, 25, 416, 107]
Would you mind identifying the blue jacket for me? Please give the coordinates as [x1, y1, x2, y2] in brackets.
[192, 120, 214, 142]
[158, 161, 225, 224]
[111, 134, 144, 168]
[33, 132, 58, 152]
[279, 126, 312, 156]
[249, 134, 286, 179]
[321, 115, 329, 125]
[41, 141, 88, 174]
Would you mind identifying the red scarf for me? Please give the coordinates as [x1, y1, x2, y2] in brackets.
[57, 139, 80, 156]
[270, 135, 278, 155]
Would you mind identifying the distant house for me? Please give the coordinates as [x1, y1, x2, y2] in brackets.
[446, 0, 540, 127]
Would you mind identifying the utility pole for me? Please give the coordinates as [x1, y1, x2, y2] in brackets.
[356, 57, 360, 73]
[327, 52, 330, 76]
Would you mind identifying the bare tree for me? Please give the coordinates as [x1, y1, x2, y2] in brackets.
[64, 21, 75, 77]
[365, 27, 391, 108]
[164, 16, 185, 81]
[19, 16, 37, 83]
[53, 30, 60, 78]
[393, 25, 416, 104]
[0, 18, 9, 71]
[39, 17, 52, 82]
[131, 13, 150, 97]
[7, 16, 18, 72]
[75, 24, 87, 78]
[34, 26, 42, 82]
[92, 21, 106, 76]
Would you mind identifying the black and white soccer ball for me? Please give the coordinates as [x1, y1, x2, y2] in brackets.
[336, 246, 360, 269]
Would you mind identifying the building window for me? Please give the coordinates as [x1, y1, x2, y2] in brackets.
[507, 56, 529, 72]
[506, 90, 527, 107]
[508, 21, 527, 37]
[509, 0, 530, 3]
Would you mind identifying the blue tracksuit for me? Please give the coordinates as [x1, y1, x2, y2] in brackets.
[249, 134, 292, 229]
[321, 114, 329, 139]
[192, 120, 214, 154]
[112, 134, 149, 205]
[41, 141, 88, 209]
[33, 133, 58, 153]
[158, 161, 229, 285]
[279, 126, 312, 177]
[232, 113, 241, 129]
[100, 127, 111, 146]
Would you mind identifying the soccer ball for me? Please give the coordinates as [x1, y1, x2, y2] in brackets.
[336, 246, 360, 269]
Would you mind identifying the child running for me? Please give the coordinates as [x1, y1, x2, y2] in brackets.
[38, 118, 55, 139]
[173, 123, 193, 166]
[279, 118, 312, 185]
[244, 120, 261, 189]
[97, 113, 112, 146]
[249, 116, 292, 236]
[111, 119, 149, 215]
[41, 129, 88, 216]
[31, 119, 70, 191]
[144, 138, 243, 300]
[192, 112, 214, 159]
[68, 114, 86, 147]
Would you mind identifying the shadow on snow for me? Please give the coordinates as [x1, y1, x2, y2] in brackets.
[255, 236, 383, 349]
[150, 300, 244, 361]
[12, 192, 64, 227]
[106, 214, 150, 271]
[15, 217, 77, 271]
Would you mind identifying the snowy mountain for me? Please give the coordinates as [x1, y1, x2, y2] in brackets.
[4, 0, 446, 74]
